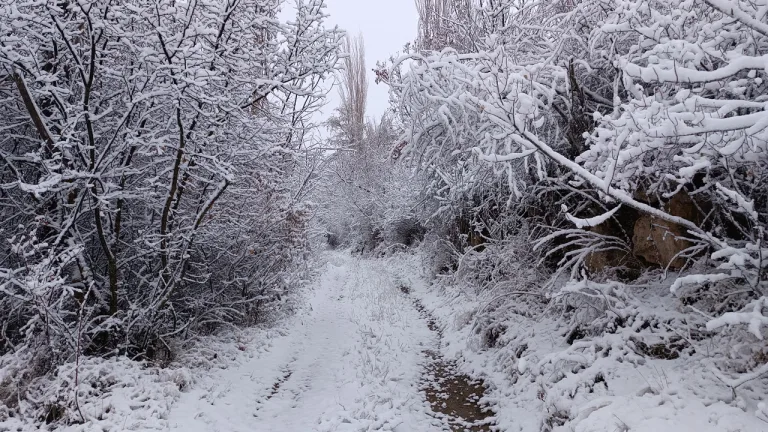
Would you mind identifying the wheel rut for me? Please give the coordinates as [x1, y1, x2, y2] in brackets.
[265, 368, 294, 401]
[408, 287, 497, 431]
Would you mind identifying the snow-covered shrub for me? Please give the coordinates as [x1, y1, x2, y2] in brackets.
[0, 355, 187, 429]
[386, 217, 426, 247]
[391, 0, 766, 348]
[419, 231, 461, 277]
[454, 228, 540, 294]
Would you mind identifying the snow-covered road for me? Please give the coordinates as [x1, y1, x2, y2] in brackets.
[166, 253, 447, 432]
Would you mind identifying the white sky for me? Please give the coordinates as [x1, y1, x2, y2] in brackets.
[316, 0, 418, 121]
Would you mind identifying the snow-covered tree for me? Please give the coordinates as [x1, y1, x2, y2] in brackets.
[586, 0, 768, 349]
[314, 34, 427, 253]
[0, 0, 342, 384]
[382, 0, 768, 387]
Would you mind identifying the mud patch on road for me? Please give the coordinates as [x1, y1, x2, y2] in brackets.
[422, 350, 495, 431]
[409, 292, 496, 431]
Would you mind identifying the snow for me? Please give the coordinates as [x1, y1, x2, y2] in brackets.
[5, 0, 767, 430]
[517, 357, 528, 374]
[621, 54, 768, 84]
[670, 272, 736, 294]
[4, 250, 767, 431]
[565, 205, 621, 229]
[166, 252, 441, 431]
[715, 183, 759, 221]
[1, 252, 451, 431]
[0, 354, 188, 431]
[388, 249, 768, 432]
[706, 297, 768, 340]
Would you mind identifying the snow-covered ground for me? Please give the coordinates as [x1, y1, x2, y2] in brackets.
[6, 250, 764, 432]
[3, 251, 495, 432]
[166, 252, 445, 431]
[383, 252, 768, 432]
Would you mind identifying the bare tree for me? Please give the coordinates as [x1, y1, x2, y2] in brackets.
[334, 34, 369, 150]
[415, 0, 480, 52]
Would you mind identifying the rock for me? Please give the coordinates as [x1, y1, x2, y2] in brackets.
[665, 190, 703, 224]
[582, 190, 704, 272]
[631, 191, 703, 269]
[632, 214, 692, 269]
[585, 221, 631, 274]
[584, 216, 632, 274]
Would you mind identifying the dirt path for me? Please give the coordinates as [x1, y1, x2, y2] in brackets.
[167, 253, 498, 432]
[412, 295, 497, 431]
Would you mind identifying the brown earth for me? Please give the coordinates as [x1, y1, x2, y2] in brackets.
[411, 295, 496, 431]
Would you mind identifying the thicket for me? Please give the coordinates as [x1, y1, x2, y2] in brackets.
[313, 35, 428, 254]
[368, 0, 768, 406]
[0, 0, 341, 422]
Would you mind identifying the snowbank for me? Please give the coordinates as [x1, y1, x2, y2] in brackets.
[386, 250, 768, 432]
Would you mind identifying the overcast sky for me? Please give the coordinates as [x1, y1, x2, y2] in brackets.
[318, 0, 418, 121]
